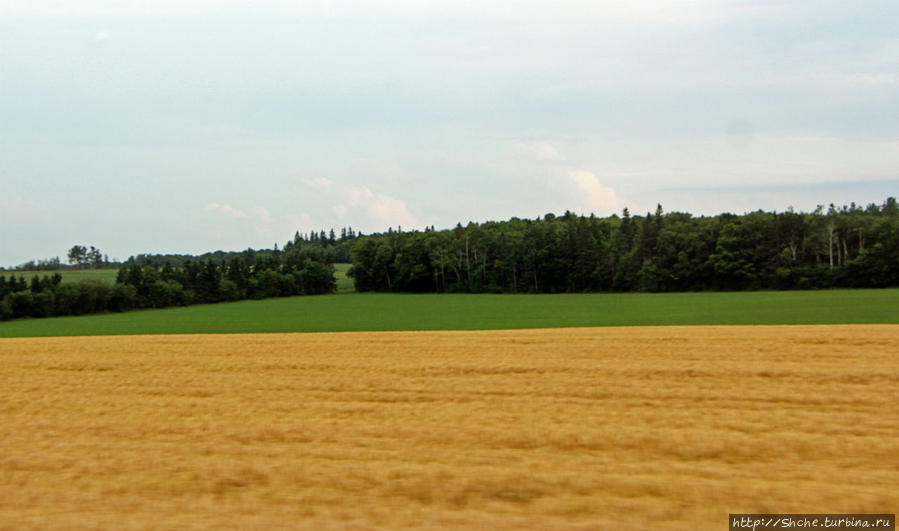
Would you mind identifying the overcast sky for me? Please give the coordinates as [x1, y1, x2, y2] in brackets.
[2, 0, 897, 266]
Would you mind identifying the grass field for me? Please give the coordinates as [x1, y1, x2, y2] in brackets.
[1, 325, 896, 529]
[333, 263, 354, 293]
[1, 288, 898, 338]
[1, 269, 119, 284]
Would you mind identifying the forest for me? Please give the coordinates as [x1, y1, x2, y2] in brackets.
[348, 198, 899, 293]
[0, 228, 361, 321]
[0, 249, 335, 321]
[3, 200, 898, 321]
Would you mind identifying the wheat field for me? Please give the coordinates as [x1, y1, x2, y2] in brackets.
[1, 326, 897, 530]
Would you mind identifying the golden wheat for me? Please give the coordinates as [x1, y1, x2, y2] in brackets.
[1, 325, 897, 530]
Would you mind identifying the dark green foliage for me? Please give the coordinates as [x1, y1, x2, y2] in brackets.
[349, 198, 899, 293]
[0, 251, 336, 321]
[114, 254, 335, 309]
[121, 227, 360, 268]
[52, 282, 112, 316]
[107, 284, 138, 313]
[63, 245, 114, 269]
[296, 259, 338, 295]
[8, 291, 35, 319]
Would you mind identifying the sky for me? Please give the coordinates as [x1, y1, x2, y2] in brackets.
[2, 0, 897, 266]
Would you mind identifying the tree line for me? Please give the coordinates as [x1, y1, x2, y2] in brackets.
[0, 249, 335, 321]
[348, 198, 899, 293]
[123, 227, 361, 268]
[3, 245, 119, 272]
[67, 245, 116, 269]
[0, 273, 137, 320]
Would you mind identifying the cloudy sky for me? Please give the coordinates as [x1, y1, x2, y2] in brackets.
[2, 0, 897, 266]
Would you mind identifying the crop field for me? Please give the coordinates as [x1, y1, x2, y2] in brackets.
[1, 325, 897, 529]
[2, 288, 899, 338]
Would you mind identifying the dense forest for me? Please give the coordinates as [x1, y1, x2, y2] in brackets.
[0, 248, 335, 321]
[349, 198, 899, 293]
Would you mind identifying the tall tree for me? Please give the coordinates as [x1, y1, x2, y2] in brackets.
[67, 245, 87, 268]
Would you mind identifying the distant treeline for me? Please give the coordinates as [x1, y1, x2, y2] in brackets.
[4, 245, 119, 272]
[0, 250, 335, 321]
[124, 227, 361, 267]
[5, 257, 68, 271]
[349, 198, 899, 293]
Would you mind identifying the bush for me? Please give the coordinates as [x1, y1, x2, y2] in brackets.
[298, 260, 336, 295]
[108, 284, 138, 312]
[0, 297, 13, 320]
[53, 284, 80, 315]
[8, 291, 34, 319]
[254, 269, 291, 298]
[30, 291, 54, 318]
[219, 279, 242, 301]
[53, 282, 111, 315]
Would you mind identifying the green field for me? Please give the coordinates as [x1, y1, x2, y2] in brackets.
[2, 269, 119, 284]
[1, 289, 897, 338]
[333, 263, 354, 293]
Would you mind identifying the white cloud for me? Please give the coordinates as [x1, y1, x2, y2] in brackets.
[204, 202, 248, 218]
[252, 206, 276, 239]
[569, 170, 625, 215]
[303, 177, 334, 190]
[203, 201, 318, 244]
[346, 185, 374, 204]
[285, 213, 314, 233]
[368, 194, 418, 228]
[338, 186, 420, 229]
[204, 184, 419, 243]
[530, 141, 566, 161]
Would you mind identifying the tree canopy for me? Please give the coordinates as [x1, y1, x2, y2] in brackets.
[1, 248, 335, 321]
[348, 198, 899, 293]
